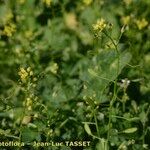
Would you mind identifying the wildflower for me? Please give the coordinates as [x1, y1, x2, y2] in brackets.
[83, 0, 92, 6]
[29, 71, 33, 76]
[18, 67, 34, 83]
[135, 18, 148, 30]
[25, 95, 37, 111]
[121, 78, 130, 89]
[49, 63, 58, 74]
[42, 0, 51, 7]
[26, 97, 33, 111]
[3, 23, 16, 37]
[27, 67, 34, 76]
[86, 114, 91, 118]
[121, 16, 131, 25]
[118, 142, 127, 150]
[27, 67, 31, 72]
[26, 97, 32, 107]
[92, 18, 107, 33]
[123, 0, 132, 5]
[18, 67, 28, 83]
[47, 129, 53, 136]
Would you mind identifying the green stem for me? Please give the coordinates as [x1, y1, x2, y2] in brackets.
[123, 102, 125, 112]
[18, 85, 30, 149]
[103, 31, 120, 142]
[93, 108, 100, 137]
[142, 105, 150, 144]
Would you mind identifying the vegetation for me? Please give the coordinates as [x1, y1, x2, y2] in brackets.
[0, 0, 150, 149]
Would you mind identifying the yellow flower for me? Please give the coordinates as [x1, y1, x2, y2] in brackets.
[121, 16, 131, 25]
[42, 0, 51, 7]
[26, 97, 32, 107]
[3, 23, 16, 37]
[92, 18, 107, 33]
[135, 18, 148, 30]
[18, 67, 28, 83]
[123, 0, 132, 5]
[18, 67, 37, 84]
[49, 63, 58, 74]
[83, 0, 92, 6]
[27, 67, 31, 72]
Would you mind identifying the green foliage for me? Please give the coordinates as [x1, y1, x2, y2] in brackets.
[0, 0, 150, 150]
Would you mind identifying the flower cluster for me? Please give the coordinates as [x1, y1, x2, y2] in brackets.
[49, 62, 59, 74]
[83, 0, 92, 6]
[123, 0, 132, 5]
[1, 10, 16, 37]
[42, 0, 51, 7]
[121, 16, 131, 25]
[135, 18, 148, 30]
[26, 97, 33, 111]
[2, 23, 16, 37]
[121, 15, 149, 31]
[121, 78, 130, 89]
[18, 67, 34, 83]
[92, 18, 107, 33]
[23, 95, 38, 111]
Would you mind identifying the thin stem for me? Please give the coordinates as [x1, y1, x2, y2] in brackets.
[103, 31, 119, 54]
[93, 108, 100, 137]
[142, 105, 150, 144]
[123, 102, 125, 112]
[103, 31, 120, 142]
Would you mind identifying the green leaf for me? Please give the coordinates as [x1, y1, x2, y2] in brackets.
[81, 51, 132, 103]
[84, 123, 92, 135]
[128, 117, 140, 122]
[21, 127, 41, 142]
[122, 127, 137, 133]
